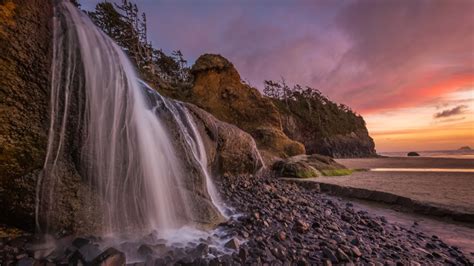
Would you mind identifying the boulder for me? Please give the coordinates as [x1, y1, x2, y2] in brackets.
[272, 154, 348, 178]
[185, 103, 264, 176]
[273, 160, 319, 178]
[91, 248, 126, 266]
[187, 54, 305, 160]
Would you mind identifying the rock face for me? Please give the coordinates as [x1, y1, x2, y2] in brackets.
[310, 130, 377, 158]
[188, 54, 305, 160]
[280, 113, 376, 158]
[0, 0, 53, 230]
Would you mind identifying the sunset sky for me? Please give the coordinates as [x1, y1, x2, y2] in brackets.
[81, 0, 474, 152]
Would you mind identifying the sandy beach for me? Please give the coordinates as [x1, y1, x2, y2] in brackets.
[312, 157, 474, 257]
[325, 157, 474, 215]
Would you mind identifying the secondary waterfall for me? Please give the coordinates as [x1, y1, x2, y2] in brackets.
[37, 1, 225, 235]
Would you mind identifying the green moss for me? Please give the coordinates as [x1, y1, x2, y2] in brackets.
[321, 169, 354, 176]
[295, 168, 318, 178]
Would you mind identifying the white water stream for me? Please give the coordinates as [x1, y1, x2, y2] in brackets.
[37, 1, 225, 238]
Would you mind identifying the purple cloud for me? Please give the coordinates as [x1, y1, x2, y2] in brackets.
[81, 0, 474, 114]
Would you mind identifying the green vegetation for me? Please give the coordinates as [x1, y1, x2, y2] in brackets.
[263, 79, 367, 138]
[295, 168, 319, 178]
[321, 169, 354, 176]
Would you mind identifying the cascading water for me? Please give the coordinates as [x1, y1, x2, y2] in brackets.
[37, 1, 225, 237]
[140, 82, 228, 217]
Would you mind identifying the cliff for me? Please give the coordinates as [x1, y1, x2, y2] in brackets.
[182, 54, 376, 159]
[0, 0, 53, 230]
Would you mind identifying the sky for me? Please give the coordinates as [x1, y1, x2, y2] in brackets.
[80, 0, 474, 152]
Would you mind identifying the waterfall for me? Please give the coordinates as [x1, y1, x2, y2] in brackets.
[37, 2, 224, 236]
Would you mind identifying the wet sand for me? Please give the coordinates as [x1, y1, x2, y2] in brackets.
[338, 157, 474, 170]
[324, 157, 474, 214]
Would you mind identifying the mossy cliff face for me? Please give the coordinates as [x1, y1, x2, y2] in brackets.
[188, 54, 305, 161]
[0, 0, 105, 234]
[0, 0, 53, 230]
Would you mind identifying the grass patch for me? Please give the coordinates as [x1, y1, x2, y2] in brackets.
[321, 169, 354, 176]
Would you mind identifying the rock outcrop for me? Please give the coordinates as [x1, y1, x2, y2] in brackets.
[187, 54, 305, 160]
[279, 112, 376, 158]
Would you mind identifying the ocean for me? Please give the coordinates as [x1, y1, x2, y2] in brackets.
[379, 149, 474, 159]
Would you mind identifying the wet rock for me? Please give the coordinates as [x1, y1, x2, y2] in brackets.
[193, 243, 209, 257]
[137, 244, 154, 257]
[72, 237, 90, 248]
[238, 247, 249, 262]
[70, 243, 101, 264]
[295, 219, 310, 233]
[275, 231, 286, 241]
[17, 257, 35, 266]
[224, 238, 240, 250]
[91, 247, 125, 265]
[351, 246, 362, 257]
[336, 248, 351, 262]
[322, 247, 338, 263]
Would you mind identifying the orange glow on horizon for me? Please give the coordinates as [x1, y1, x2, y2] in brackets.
[372, 121, 474, 152]
[360, 74, 474, 114]
[365, 88, 474, 152]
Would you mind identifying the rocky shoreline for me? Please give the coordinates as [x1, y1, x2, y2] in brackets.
[1, 174, 472, 265]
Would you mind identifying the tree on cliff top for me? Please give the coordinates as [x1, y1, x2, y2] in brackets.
[263, 79, 367, 138]
[87, 0, 190, 84]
